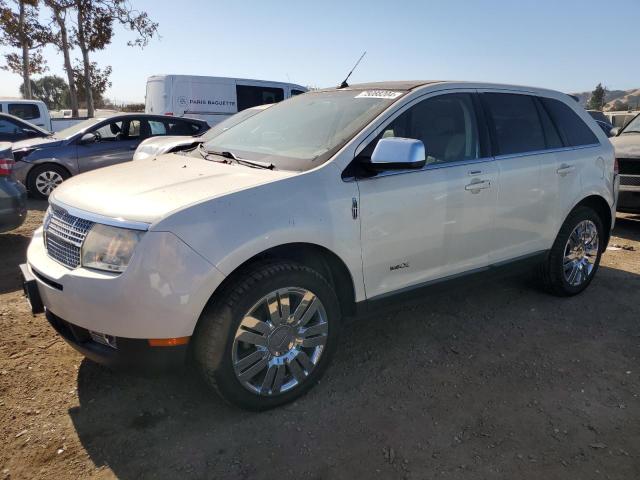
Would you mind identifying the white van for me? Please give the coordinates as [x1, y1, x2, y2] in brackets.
[145, 75, 307, 126]
[0, 99, 51, 131]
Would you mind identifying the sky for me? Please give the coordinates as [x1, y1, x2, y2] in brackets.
[1, 0, 639, 103]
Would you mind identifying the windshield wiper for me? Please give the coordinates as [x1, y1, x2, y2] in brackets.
[196, 143, 231, 163]
[202, 147, 274, 170]
[622, 130, 640, 134]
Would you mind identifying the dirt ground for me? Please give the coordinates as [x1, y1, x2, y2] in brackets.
[1, 202, 639, 480]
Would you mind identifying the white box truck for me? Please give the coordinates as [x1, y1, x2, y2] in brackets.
[145, 75, 307, 126]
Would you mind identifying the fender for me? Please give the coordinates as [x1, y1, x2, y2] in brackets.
[154, 164, 367, 303]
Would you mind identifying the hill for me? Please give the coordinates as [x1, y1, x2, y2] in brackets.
[571, 87, 640, 111]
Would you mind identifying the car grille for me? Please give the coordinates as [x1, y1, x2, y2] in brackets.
[620, 175, 640, 187]
[44, 206, 94, 268]
[617, 158, 640, 176]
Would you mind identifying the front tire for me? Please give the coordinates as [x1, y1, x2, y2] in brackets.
[540, 206, 604, 296]
[194, 261, 341, 410]
[27, 164, 70, 200]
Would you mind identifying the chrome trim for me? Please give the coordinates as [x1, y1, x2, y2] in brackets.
[350, 157, 495, 182]
[49, 199, 150, 231]
[494, 143, 600, 161]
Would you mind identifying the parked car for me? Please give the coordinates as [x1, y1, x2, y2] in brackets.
[0, 143, 27, 233]
[0, 112, 51, 143]
[12, 113, 209, 199]
[0, 98, 51, 131]
[145, 74, 306, 126]
[610, 112, 640, 212]
[133, 104, 272, 161]
[595, 119, 615, 137]
[587, 109, 608, 123]
[586, 110, 616, 137]
[21, 81, 616, 410]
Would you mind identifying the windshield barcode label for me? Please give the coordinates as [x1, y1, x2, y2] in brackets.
[355, 90, 403, 99]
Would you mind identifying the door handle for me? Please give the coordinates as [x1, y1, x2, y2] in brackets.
[468, 169, 483, 176]
[465, 180, 490, 193]
[556, 164, 575, 176]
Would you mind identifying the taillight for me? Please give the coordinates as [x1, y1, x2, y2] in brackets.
[614, 158, 619, 175]
[0, 158, 14, 176]
[164, 112, 173, 116]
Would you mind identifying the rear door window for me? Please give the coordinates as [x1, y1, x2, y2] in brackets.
[8, 103, 40, 120]
[540, 98, 599, 147]
[534, 99, 563, 149]
[236, 85, 284, 111]
[483, 93, 546, 155]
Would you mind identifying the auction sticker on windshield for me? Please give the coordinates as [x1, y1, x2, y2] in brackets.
[355, 90, 403, 99]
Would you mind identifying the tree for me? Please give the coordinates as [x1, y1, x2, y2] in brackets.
[588, 83, 606, 111]
[45, 0, 79, 116]
[73, 0, 157, 117]
[20, 74, 69, 109]
[70, 59, 111, 108]
[0, 0, 51, 99]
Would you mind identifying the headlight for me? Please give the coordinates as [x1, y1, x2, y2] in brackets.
[42, 207, 52, 245]
[81, 224, 144, 273]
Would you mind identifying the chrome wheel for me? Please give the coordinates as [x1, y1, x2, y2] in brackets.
[563, 220, 599, 287]
[232, 287, 328, 396]
[35, 170, 64, 196]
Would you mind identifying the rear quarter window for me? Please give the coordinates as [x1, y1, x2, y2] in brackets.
[541, 98, 599, 147]
[8, 103, 40, 120]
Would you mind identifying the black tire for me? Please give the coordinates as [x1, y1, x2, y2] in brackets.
[540, 206, 604, 296]
[193, 261, 341, 410]
[27, 164, 70, 200]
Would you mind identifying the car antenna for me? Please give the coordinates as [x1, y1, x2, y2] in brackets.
[338, 51, 366, 89]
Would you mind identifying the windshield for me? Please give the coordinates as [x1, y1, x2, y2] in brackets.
[621, 114, 640, 134]
[199, 106, 270, 142]
[200, 89, 404, 171]
[54, 118, 105, 139]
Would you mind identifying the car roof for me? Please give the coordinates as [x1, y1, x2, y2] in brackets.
[91, 113, 207, 122]
[343, 80, 444, 91]
[0, 98, 46, 104]
[320, 81, 571, 99]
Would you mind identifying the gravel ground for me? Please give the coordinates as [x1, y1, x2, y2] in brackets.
[1, 203, 639, 480]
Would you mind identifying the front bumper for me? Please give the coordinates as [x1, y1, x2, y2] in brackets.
[46, 310, 188, 370]
[11, 160, 31, 187]
[21, 264, 187, 369]
[618, 191, 640, 213]
[25, 227, 225, 340]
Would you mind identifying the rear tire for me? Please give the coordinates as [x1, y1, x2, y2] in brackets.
[27, 164, 70, 200]
[194, 261, 341, 410]
[540, 206, 603, 296]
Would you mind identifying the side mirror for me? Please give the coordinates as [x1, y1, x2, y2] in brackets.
[609, 127, 620, 137]
[80, 132, 97, 144]
[369, 137, 426, 170]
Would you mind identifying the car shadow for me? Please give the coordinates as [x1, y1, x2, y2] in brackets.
[69, 265, 640, 479]
[613, 213, 640, 243]
[27, 198, 48, 212]
[0, 232, 31, 294]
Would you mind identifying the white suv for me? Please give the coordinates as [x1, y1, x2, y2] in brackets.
[21, 81, 618, 410]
